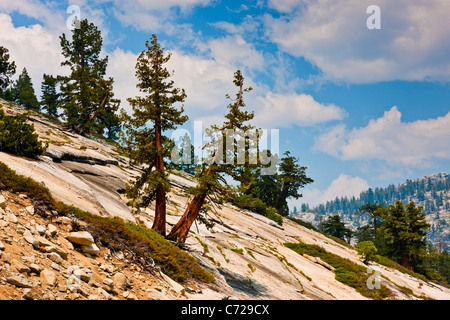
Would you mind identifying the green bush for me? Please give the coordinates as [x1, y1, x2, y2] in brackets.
[357, 241, 379, 263]
[287, 216, 319, 232]
[0, 161, 54, 209]
[0, 108, 47, 158]
[265, 207, 283, 226]
[231, 194, 267, 215]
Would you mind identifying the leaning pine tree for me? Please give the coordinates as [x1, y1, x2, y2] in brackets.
[121, 34, 188, 236]
[167, 70, 255, 243]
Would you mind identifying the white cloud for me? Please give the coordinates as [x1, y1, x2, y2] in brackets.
[291, 174, 369, 207]
[108, 0, 211, 32]
[0, 13, 66, 96]
[314, 106, 450, 167]
[0, 0, 66, 33]
[108, 47, 237, 122]
[265, 0, 450, 83]
[198, 35, 265, 71]
[253, 92, 346, 128]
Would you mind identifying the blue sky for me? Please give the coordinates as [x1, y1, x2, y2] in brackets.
[1, 0, 449, 209]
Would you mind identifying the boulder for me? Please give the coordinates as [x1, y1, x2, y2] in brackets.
[81, 243, 101, 255]
[113, 272, 129, 290]
[25, 206, 34, 215]
[5, 213, 18, 224]
[47, 252, 63, 264]
[41, 269, 57, 287]
[47, 224, 58, 236]
[6, 274, 34, 288]
[0, 194, 6, 209]
[66, 231, 95, 246]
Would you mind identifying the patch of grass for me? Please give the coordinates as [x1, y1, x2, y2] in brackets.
[285, 242, 393, 300]
[245, 248, 257, 261]
[217, 246, 230, 263]
[195, 236, 209, 254]
[57, 204, 214, 284]
[324, 234, 355, 250]
[287, 217, 318, 232]
[230, 248, 244, 255]
[377, 256, 428, 282]
[247, 263, 256, 272]
[265, 208, 283, 226]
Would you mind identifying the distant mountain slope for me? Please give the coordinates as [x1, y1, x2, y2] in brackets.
[293, 173, 450, 250]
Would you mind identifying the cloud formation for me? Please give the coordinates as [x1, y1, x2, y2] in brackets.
[253, 92, 346, 128]
[314, 106, 450, 167]
[265, 0, 450, 83]
[291, 174, 369, 207]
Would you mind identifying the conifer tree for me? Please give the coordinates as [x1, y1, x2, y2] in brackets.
[12, 68, 39, 111]
[275, 151, 313, 216]
[377, 200, 430, 270]
[167, 70, 255, 242]
[0, 46, 16, 96]
[121, 34, 188, 236]
[59, 19, 120, 136]
[40, 74, 60, 117]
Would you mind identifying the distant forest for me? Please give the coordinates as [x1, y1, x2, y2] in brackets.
[294, 174, 450, 217]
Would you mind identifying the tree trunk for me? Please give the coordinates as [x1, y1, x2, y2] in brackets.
[167, 192, 207, 242]
[152, 113, 166, 236]
[401, 254, 412, 270]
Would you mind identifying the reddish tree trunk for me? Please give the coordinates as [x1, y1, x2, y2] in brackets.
[167, 192, 207, 242]
[401, 254, 412, 270]
[152, 114, 166, 236]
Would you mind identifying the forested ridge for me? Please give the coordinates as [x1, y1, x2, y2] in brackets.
[293, 173, 450, 250]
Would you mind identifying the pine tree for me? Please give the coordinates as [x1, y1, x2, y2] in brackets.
[121, 34, 188, 236]
[0, 108, 47, 157]
[59, 19, 120, 136]
[40, 74, 60, 117]
[0, 46, 16, 96]
[167, 70, 254, 242]
[275, 151, 313, 216]
[318, 214, 353, 243]
[11, 68, 39, 111]
[378, 200, 430, 270]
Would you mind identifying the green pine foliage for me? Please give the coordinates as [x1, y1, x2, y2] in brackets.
[0, 46, 16, 96]
[120, 34, 188, 235]
[59, 19, 120, 137]
[377, 200, 430, 270]
[0, 108, 47, 158]
[318, 214, 353, 243]
[10, 68, 40, 111]
[243, 151, 313, 217]
[40, 74, 60, 117]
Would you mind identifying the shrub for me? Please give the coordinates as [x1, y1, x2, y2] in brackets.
[231, 194, 267, 215]
[357, 241, 379, 264]
[265, 207, 283, 226]
[0, 108, 47, 158]
[287, 216, 318, 232]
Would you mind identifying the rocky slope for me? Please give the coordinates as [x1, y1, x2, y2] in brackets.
[0, 98, 449, 300]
